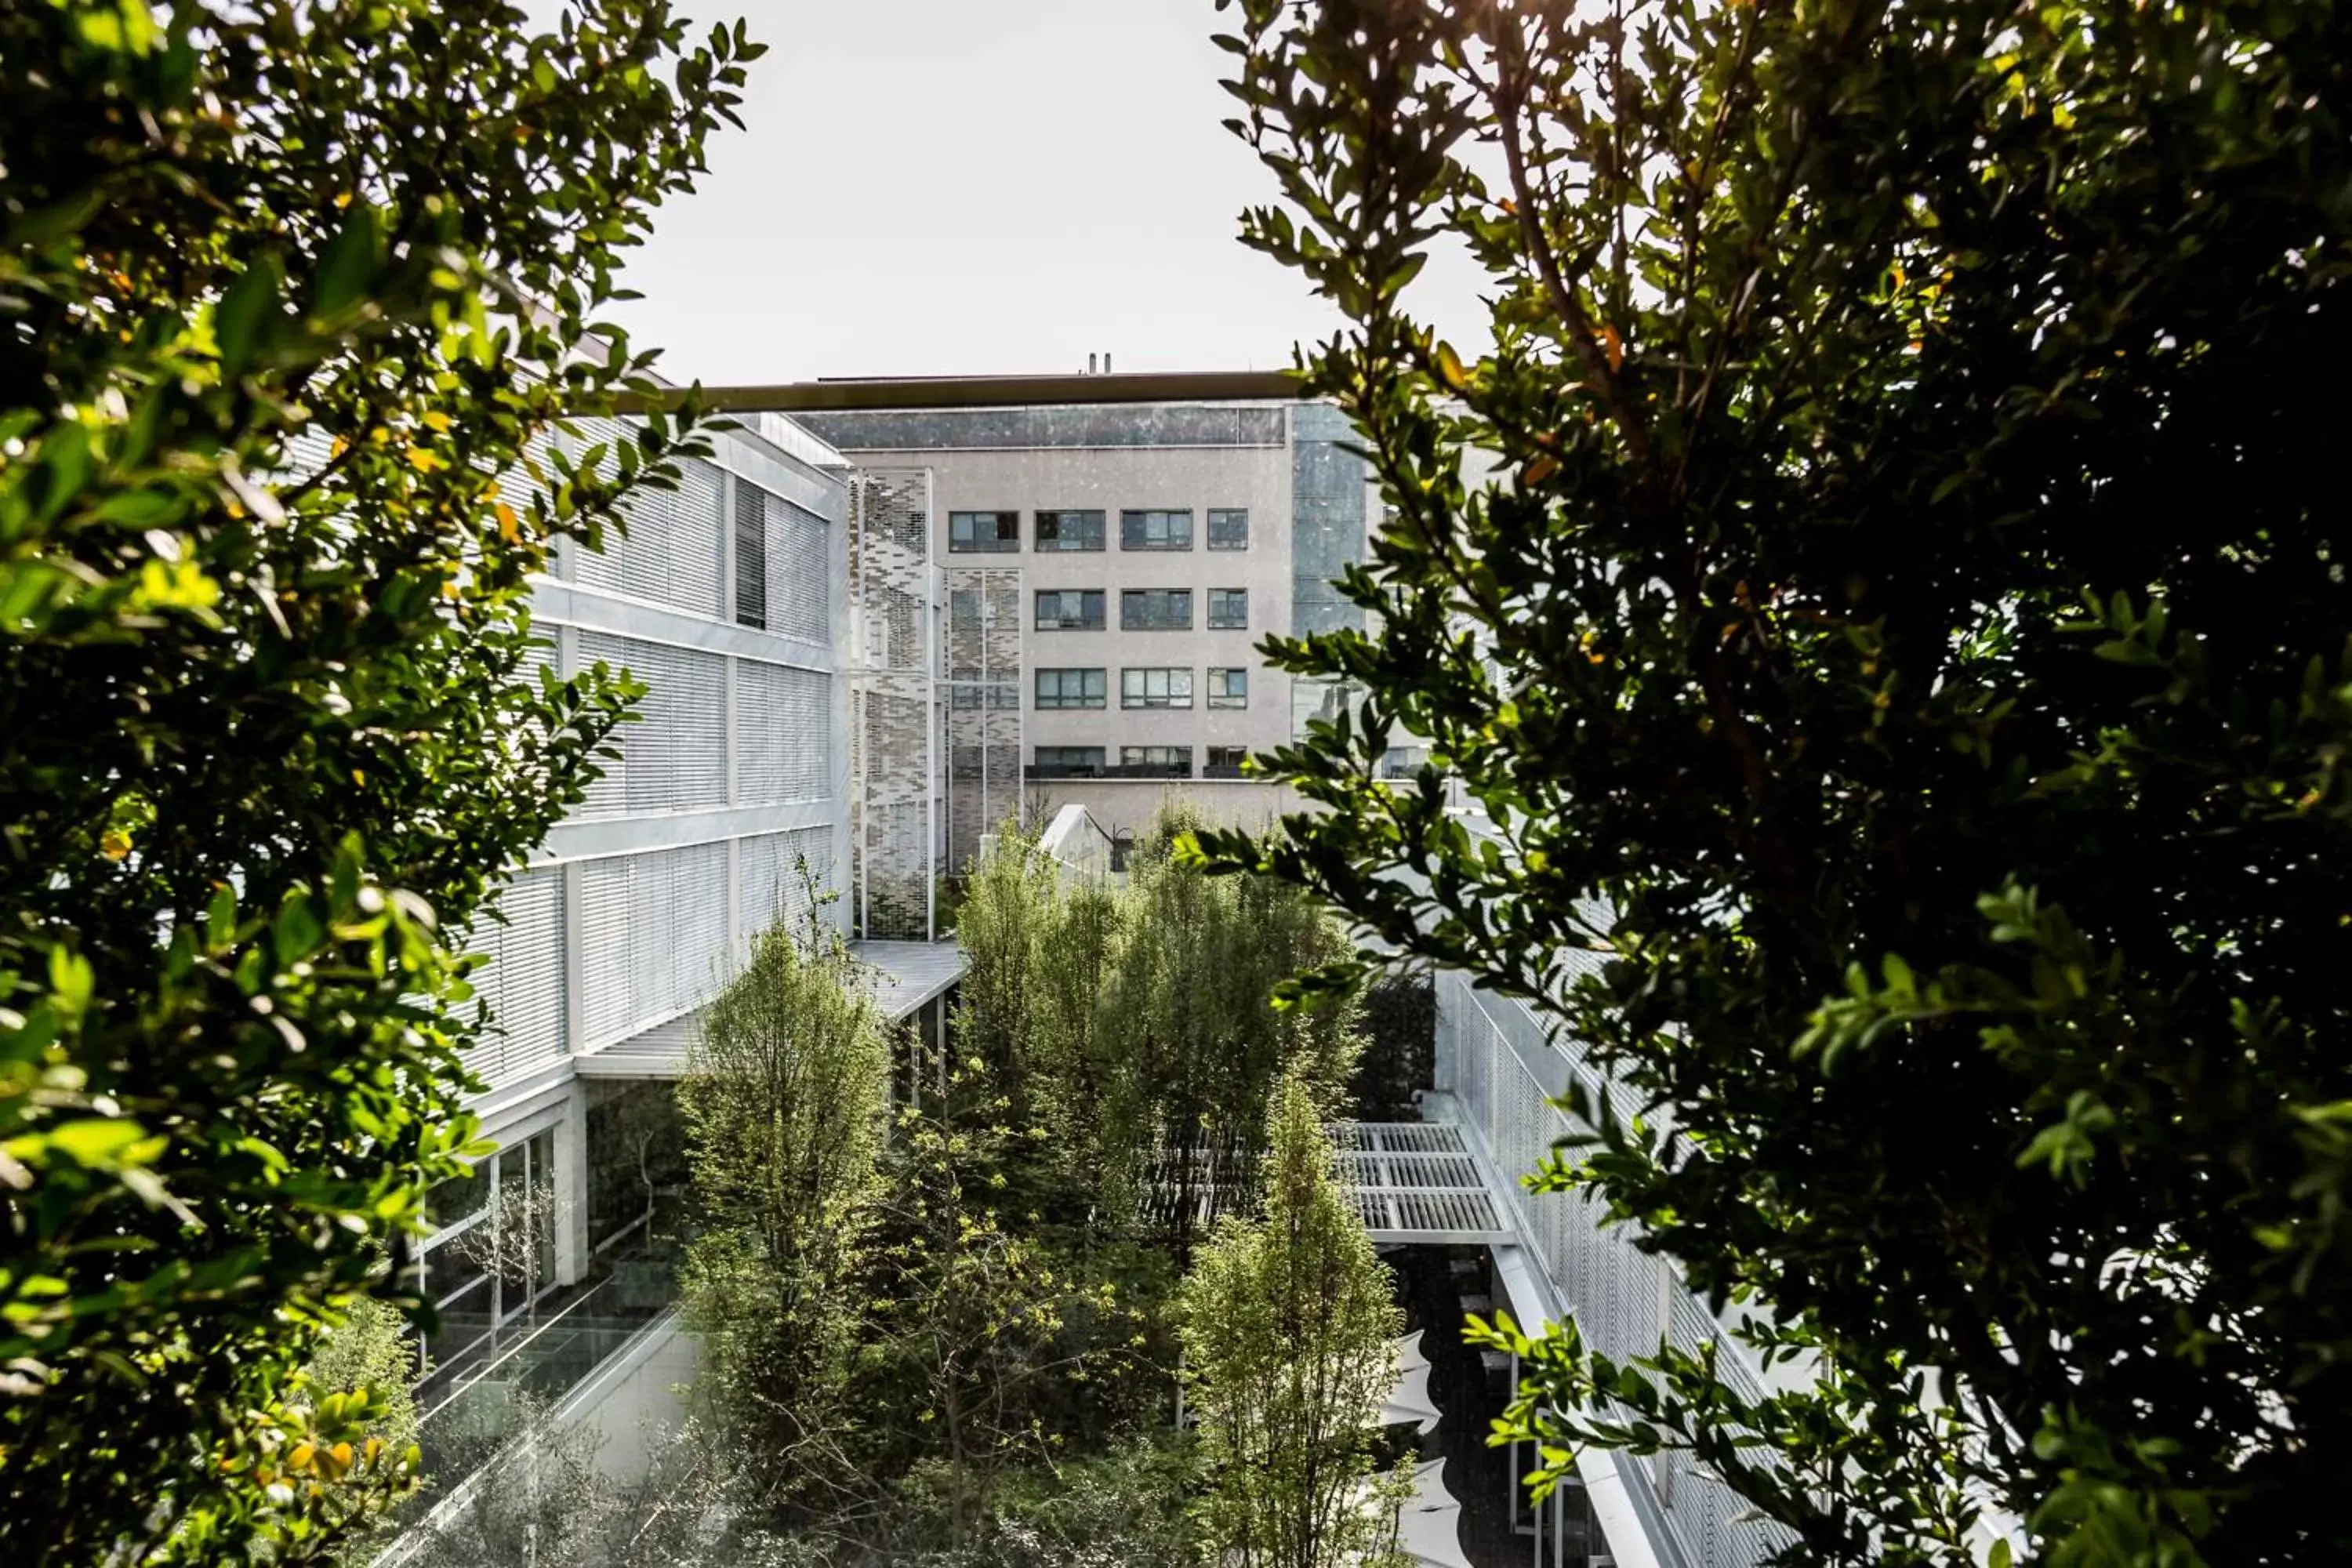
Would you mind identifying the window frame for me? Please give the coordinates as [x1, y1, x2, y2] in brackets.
[1207, 588, 1249, 630]
[1120, 666, 1194, 710]
[1207, 508, 1250, 550]
[948, 510, 1021, 554]
[1119, 509, 1196, 551]
[1034, 667, 1108, 710]
[1120, 587, 1193, 631]
[1034, 589, 1107, 630]
[1118, 745, 1193, 776]
[1207, 666, 1249, 709]
[1033, 510, 1107, 553]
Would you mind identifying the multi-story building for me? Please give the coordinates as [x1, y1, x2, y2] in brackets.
[797, 375, 1380, 857]
[403, 411, 965, 1489]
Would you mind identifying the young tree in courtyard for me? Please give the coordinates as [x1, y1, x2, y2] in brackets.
[679, 911, 891, 1521]
[1181, 1074, 1405, 1568]
[0, 0, 754, 1555]
[1207, 1, 2352, 1563]
[1116, 809, 1365, 1255]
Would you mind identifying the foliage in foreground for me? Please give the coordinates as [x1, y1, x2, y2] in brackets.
[1207, 0, 2352, 1563]
[1181, 1075, 1406, 1568]
[0, 0, 753, 1555]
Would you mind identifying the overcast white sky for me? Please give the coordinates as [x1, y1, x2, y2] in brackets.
[603, 0, 1488, 387]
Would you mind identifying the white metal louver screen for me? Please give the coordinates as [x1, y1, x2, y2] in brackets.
[479, 870, 566, 1083]
[572, 632, 728, 818]
[578, 842, 731, 1050]
[579, 856, 634, 1046]
[566, 423, 724, 618]
[766, 496, 829, 644]
[734, 660, 831, 805]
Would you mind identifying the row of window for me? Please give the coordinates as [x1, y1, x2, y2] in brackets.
[1034, 586, 1247, 632]
[1029, 666, 1250, 710]
[1029, 744, 1247, 779]
[950, 508, 1250, 554]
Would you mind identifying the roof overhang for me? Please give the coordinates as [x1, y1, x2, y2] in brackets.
[613, 369, 1302, 416]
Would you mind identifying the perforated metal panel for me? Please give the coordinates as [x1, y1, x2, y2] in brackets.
[573, 632, 728, 818]
[735, 659, 831, 804]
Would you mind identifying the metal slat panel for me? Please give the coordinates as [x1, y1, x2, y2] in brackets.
[572, 633, 728, 817]
[735, 659, 831, 805]
[767, 493, 829, 644]
[579, 856, 634, 1047]
[484, 869, 565, 1081]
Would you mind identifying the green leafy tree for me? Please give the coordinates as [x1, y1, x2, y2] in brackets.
[1179, 1074, 1405, 1568]
[0, 0, 754, 1555]
[862, 1054, 1149, 1551]
[1207, 0, 2352, 1563]
[1113, 809, 1365, 1255]
[679, 908, 891, 1520]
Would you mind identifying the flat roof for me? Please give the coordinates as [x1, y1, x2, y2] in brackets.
[613, 369, 1301, 416]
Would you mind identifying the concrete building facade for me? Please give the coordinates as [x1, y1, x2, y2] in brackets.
[797, 390, 1377, 852]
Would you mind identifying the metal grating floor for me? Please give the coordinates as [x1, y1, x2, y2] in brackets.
[1334, 1122, 1512, 1243]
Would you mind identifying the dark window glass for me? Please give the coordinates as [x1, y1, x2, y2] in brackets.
[1031, 746, 1107, 778]
[1036, 590, 1107, 630]
[1120, 588, 1192, 630]
[1035, 668, 1108, 710]
[1206, 745, 1250, 774]
[1119, 509, 1194, 550]
[951, 744, 984, 779]
[1119, 745, 1193, 777]
[1120, 667, 1193, 709]
[1034, 510, 1106, 552]
[586, 1080, 684, 1251]
[1207, 588, 1248, 630]
[734, 478, 768, 628]
[1207, 509, 1250, 550]
[949, 510, 1020, 553]
[1207, 667, 1249, 709]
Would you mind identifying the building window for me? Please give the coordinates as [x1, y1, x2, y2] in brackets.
[1119, 745, 1193, 778]
[1208, 508, 1250, 550]
[1120, 588, 1192, 630]
[1036, 590, 1106, 630]
[1034, 510, 1106, 551]
[1206, 745, 1250, 775]
[1207, 666, 1249, 709]
[952, 744, 984, 779]
[1120, 509, 1194, 550]
[1031, 746, 1106, 779]
[1207, 588, 1248, 630]
[734, 478, 768, 628]
[949, 510, 1020, 553]
[1121, 667, 1193, 709]
[1035, 668, 1107, 710]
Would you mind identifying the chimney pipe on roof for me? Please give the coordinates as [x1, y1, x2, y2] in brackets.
[1105, 352, 1113, 373]
[1087, 353, 1098, 375]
